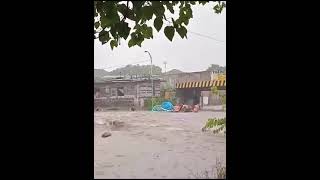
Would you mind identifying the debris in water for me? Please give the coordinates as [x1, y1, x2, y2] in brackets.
[109, 120, 125, 127]
[101, 132, 111, 138]
[130, 106, 136, 111]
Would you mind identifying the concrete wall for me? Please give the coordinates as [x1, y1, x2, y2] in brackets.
[94, 97, 135, 109]
[161, 71, 212, 89]
[94, 80, 161, 108]
[161, 71, 226, 106]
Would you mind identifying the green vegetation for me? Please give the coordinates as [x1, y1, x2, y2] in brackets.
[214, 157, 226, 179]
[206, 64, 226, 73]
[188, 156, 226, 179]
[211, 86, 219, 95]
[144, 96, 176, 110]
[211, 86, 226, 110]
[202, 117, 226, 134]
[94, 1, 226, 49]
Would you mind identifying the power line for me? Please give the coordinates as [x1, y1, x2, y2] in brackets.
[188, 31, 225, 43]
[164, 21, 225, 43]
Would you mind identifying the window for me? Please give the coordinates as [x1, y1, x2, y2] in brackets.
[111, 88, 117, 96]
[117, 87, 124, 96]
[105, 87, 110, 94]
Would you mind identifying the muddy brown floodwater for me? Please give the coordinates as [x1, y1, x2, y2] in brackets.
[94, 111, 226, 179]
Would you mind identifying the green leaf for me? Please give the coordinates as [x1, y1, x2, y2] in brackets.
[175, 18, 182, 25]
[132, 1, 144, 9]
[145, 26, 153, 39]
[179, 1, 184, 8]
[117, 4, 135, 21]
[213, 4, 219, 12]
[134, 24, 140, 30]
[139, 24, 153, 39]
[136, 33, 144, 46]
[142, 6, 154, 20]
[154, 5, 165, 17]
[185, 6, 193, 18]
[154, 17, 163, 32]
[96, 1, 103, 13]
[166, 3, 174, 13]
[110, 27, 117, 39]
[159, 5, 165, 15]
[141, 24, 148, 30]
[110, 40, 117, 50]
[177, 16, 189, 26]
[100, 15, 111, 28]
[152, 1, 161, 7]
[176, 25, 187, 38]
[117, 4, 127, 15]
[117, 22, 131, 40]
[199, 1, 209, 5]
[164, 26, 175, 41]
[213, 3, 224, 14]
[183, 18, 189, 25]
[129, 32, 144, 47]
[99, 30, 110, 44]
[94, 22, 100, 29]
[128, 38, 136, 47]
[100, 4, 120, 28]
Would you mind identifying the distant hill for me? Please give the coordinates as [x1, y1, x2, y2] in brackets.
[94, 69, 110, 78]
[94, 64, 163, 80]
[165, 69, 184, 75]
[95, 66, 185, 79]
[108, 64, 162, 76]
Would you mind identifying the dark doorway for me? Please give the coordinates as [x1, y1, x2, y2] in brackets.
[117, 87, 124, 96]
[193, 89, 200, 105]
[177, 88, 201, 105]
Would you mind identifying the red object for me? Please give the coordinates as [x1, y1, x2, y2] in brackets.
[174, 104, 183, 112]
[193, 105, 200, 112]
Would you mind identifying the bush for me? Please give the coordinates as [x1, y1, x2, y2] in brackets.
[202, 117, 226, 134]
[188, 156, 226, 179]
[144, 97, 177, 111]
[215, 157, 226, 179]
[204, 118, 226, 128]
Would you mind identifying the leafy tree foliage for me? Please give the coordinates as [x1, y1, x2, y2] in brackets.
[94, 1, 226, 49]
[207, 64, 226, 73]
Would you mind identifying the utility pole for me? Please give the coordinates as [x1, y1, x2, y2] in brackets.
[163, 61, 167, 74]
[144, 51, 153, 109]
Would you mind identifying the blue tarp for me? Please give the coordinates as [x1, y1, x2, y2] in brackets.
[161, 101, 174, 111]
[151, 101, 174, 112]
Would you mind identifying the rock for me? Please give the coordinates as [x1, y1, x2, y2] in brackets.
[101, 132, 112, 138]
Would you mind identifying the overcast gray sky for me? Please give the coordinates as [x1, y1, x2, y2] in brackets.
[94, 2, 226, 73]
